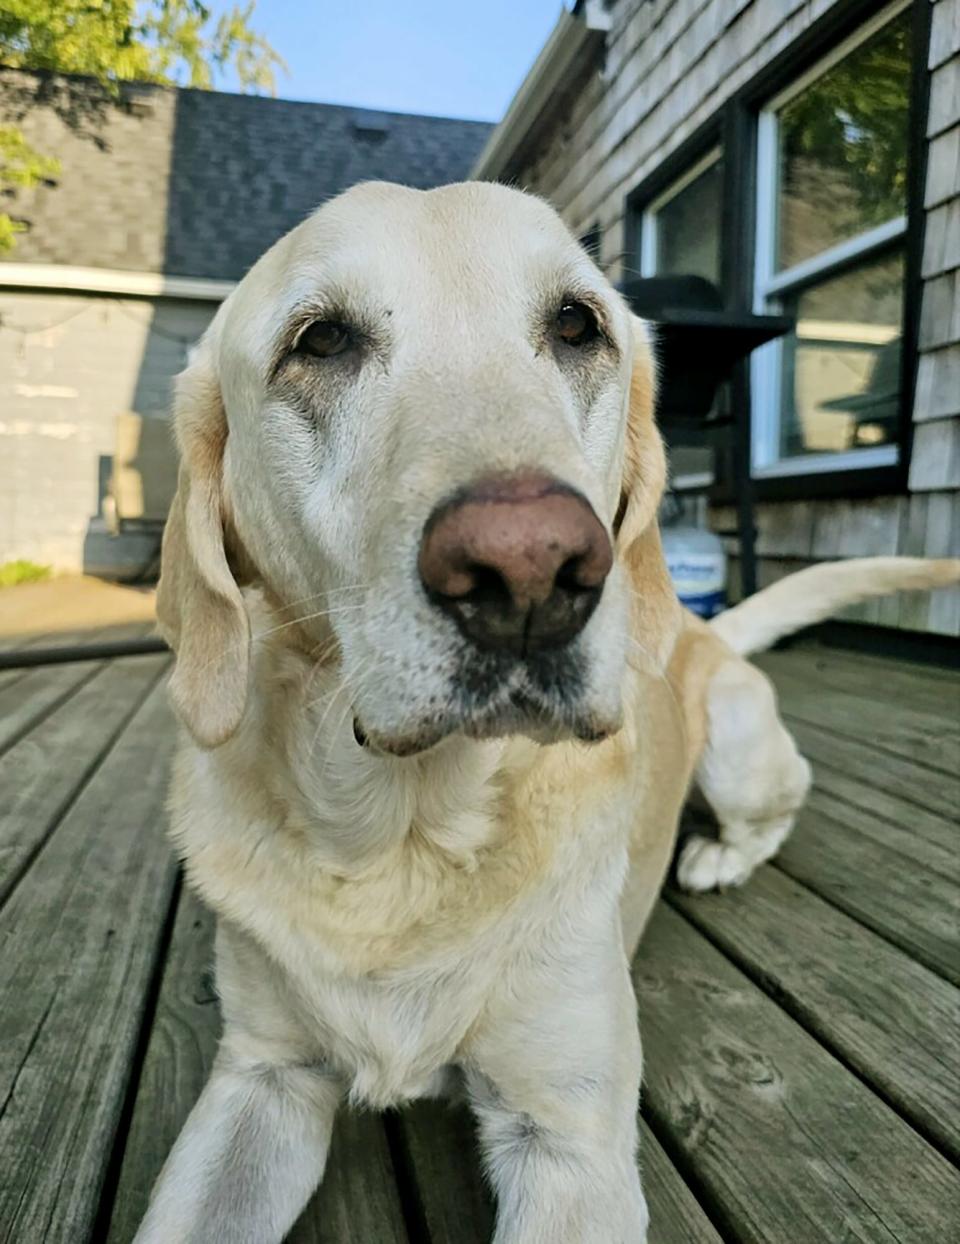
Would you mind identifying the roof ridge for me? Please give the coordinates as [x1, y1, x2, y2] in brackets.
[0, 65, 494, 127]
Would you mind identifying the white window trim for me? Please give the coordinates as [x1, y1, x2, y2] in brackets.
[763, 215, 907, 297]
[0, 262, 233, 301]
[754, 444, 899, 480]
[670, 470, 716, 491]
[751, 0, 911, 478]
[639, 147, 722, 277]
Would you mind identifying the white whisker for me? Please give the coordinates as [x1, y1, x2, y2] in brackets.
[269, 583, 369, 616]
[322, 691, 362, 777]
[251, 602, 365, 645]
[309, 652, 374, 757]
[177, 601, 365, 683]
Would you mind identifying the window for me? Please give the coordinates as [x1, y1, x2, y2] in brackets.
[635, 149, 725, 491]
[639, 149, 723, 283]
[751, 1, 912, 478]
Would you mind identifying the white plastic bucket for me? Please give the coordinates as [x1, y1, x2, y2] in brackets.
[661, 525, 727, 618]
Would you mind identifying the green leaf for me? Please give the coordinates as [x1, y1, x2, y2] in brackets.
[0, 1, 285, 251]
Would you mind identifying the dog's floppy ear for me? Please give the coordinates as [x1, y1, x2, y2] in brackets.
[157, 345, 251, 748]
[615, 315, 680, 659]
[615, 315, 667, 552]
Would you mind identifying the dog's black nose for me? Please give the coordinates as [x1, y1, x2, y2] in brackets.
[418, 472, 612, 657]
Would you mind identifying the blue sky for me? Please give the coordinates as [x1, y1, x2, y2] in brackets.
[218, 1, 569, 121]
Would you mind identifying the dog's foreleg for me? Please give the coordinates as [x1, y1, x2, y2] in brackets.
[465, 961, 648, 1244]
[678, 657, 811, 893]
[133, 1047, 342, 1244]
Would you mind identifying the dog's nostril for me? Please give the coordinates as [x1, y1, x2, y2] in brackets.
[461, 564, 511, 607]
[555, 554, 590, 594]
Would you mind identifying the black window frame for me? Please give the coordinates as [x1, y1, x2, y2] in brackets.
[623, 0, 931, 504]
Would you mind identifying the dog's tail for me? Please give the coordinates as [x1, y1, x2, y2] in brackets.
[709, 557, 960, 657]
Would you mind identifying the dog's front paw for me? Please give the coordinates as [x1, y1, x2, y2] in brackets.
[676, 836, 754, 892]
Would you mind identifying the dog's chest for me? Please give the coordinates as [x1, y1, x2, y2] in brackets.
[280, 935, 503, 1106]
[175, 732, 636, 1106]
[211, 833, 569, 1107]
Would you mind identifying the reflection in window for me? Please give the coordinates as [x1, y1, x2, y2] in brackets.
[640, 151, 723, 285]
[752, 2, 912, 477]
[778, 251, 904, 456]
[776, 8, 911, 270]
[655, 159, 723, 283]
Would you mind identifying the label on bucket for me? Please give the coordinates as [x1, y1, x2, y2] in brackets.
[676, 587, 726, 618]
[665, 553, 726, 619]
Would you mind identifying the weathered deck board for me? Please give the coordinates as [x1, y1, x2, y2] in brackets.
[669, 868, 960, 1161]
[634, 903, 960, 1244]
[784, 713, 960, 822]
[394, 1096, 725, 1244]
[775, 804, 960, 986]
[0, 658, 103, 753]
[395, 1100, 494, 1244]
[105, 885, 220, 1244]
[0, 667, 29, 693]
[763, 662, 959, 773]
[0, 655, 167, 904]
[757, 645, 960, 722]
[0, 681, 179, 1244]
[0, 620, 159, 655]
[803, 768, 956, 876]
[288, 1113, 410, 1244]
[2, 633, 958, 1243]
[105, 886, 411, 1244]
[638, 1120, 725, 1244]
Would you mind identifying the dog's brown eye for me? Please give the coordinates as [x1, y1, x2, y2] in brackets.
[297, 320, 351, 358]
[555, 301, 599, 347]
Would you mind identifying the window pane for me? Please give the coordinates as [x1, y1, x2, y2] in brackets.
[777, 250, 903, 458]
[776, 9, 911, 271]
[655, 160, 722, 283]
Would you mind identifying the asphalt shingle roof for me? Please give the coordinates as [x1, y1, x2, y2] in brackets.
[164, 91, 493, 281]
[1, 72, 493, 281]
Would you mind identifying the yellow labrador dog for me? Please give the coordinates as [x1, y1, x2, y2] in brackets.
[137, 181, 959, 1244]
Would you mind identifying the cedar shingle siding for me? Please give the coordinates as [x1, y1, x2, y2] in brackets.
[494, 0, 959, 635]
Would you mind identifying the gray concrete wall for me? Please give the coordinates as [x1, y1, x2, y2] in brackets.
[0, 291, 215, 570]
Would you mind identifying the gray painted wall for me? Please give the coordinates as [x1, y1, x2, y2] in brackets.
[0, 291, 215, 570]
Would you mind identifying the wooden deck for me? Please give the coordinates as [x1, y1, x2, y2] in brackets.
[0, 635, 957, 1242]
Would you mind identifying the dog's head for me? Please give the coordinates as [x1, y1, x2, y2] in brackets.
[158, 181, 678, 753]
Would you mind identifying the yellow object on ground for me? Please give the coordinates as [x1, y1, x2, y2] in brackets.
[0, 575, 156, 646]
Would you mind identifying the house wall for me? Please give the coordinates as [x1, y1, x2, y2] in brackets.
[0, 291, 215, 570]
[506, 0, 960, 635]
[0, 70, 494, 576]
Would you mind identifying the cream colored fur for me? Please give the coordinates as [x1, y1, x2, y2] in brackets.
[136, 181, 960, 1244]
[711, 556, 960, 657]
